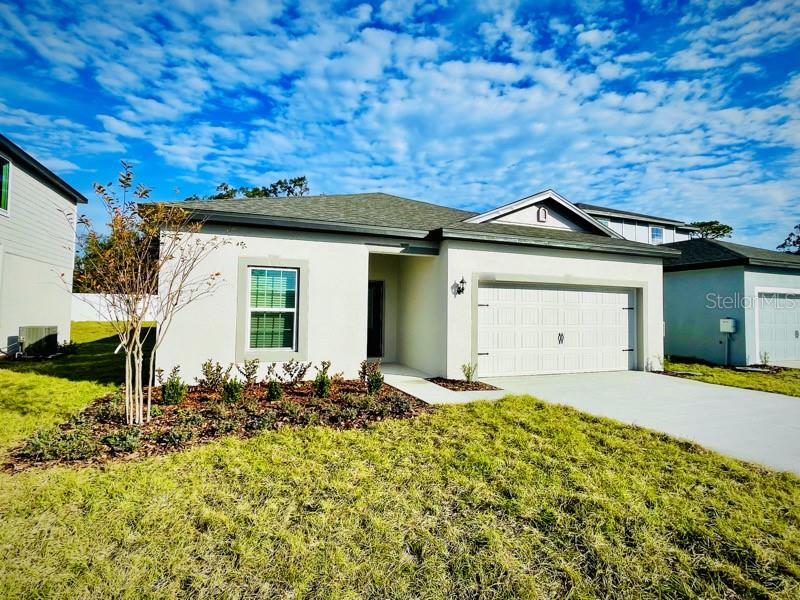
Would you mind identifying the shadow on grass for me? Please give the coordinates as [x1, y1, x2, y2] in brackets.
[0, 325, 155, 386]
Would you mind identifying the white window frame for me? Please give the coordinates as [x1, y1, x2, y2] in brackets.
[649, 225, 664, 245]
[246, 266, 299, 352]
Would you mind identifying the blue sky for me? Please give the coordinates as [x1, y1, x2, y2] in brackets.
[1, 0, 798, 248]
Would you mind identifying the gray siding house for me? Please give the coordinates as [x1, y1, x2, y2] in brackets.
[0, 135, 87, 355]
[662, 239, 800, 367]
[576, 203, 696, 245]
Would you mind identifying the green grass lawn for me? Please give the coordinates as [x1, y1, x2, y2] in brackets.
[665, 358, 800, 398]
[0, 325, 799, 598]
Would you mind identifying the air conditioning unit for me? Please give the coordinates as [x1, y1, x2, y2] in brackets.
[19, 326, 58, 356]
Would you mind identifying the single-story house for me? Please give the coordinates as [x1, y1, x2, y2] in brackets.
[663, 238, 800, 367]
[0, 134, 87, 355]
[157, 189, 678, 381]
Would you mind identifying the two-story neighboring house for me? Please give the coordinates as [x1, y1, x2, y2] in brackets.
[0, 134, 87, 355]
[575, 203, 697, 245]
[578, 201, 800, 367]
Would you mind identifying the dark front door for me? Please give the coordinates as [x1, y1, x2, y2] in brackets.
[367, 280, 384, 358]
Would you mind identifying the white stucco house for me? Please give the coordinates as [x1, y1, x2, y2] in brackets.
[661, 238, 800, 367]
[0, 134, 86, 355]
[157, 189, 678, 381]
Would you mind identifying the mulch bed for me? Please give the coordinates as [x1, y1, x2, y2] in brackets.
[425, 377, 500, 392]
[4, 380, 431, 472]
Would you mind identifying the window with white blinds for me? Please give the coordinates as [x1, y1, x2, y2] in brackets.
[248, 267, 298, 350]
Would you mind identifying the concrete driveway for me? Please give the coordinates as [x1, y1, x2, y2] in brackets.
[483, 371, 800, 475]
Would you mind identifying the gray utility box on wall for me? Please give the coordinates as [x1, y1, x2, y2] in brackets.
[18, 326, 58, 356]
[720, 318, 737, 334]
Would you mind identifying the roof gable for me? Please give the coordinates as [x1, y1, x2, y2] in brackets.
[465, 189, 622, 238]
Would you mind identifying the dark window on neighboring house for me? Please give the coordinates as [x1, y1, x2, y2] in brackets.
[0, 156, 9, 211]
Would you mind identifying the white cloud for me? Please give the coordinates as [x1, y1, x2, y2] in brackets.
[0, 0, 798, 248]
[667, 0, 800, 71]
[576, 28, 615, 48]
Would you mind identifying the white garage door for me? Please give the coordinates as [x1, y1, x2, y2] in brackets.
[758, 293, 800, 362]
[477, 284, 637, 376]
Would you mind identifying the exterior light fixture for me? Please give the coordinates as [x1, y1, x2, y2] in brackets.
[455, 276, 467, 295]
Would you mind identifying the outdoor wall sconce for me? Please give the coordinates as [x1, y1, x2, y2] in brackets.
[454, 276, 467, 295]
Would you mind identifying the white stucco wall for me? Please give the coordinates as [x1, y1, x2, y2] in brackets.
[396, 254, 448, 375]
[158, 224, 669, 381]
[443, 240, 665, 378]
[663, 266, 746, 365]
[157, 225, 375, 382]
[0, 163, 76, 353]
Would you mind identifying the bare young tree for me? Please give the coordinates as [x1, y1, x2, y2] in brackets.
[75, 162, 230, 425]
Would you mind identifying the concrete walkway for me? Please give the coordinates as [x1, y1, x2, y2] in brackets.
[483, 371, 800, 475]
[382, 364, 506, 405]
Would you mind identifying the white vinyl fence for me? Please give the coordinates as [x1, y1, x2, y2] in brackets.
[71, 293, 158, 322]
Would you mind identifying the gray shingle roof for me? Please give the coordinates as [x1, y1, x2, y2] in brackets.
[442, 221, 679, 257]
[170, 192, 678, 258]
[663, 239, 800, 271]
[576, 202, 692, 227]
[174, 193, 475, 233]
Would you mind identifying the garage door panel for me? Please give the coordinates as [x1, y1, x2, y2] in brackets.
[520, 306, 538, 326]
[758, 293, 800, 362]
[477, 284, 636, 376]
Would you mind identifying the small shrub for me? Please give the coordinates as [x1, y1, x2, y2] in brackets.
[282, 359, 310, 386]
[195, 360, 232, 391]
[359, 359, 385, 395]
[68, 412, 90, 428]
[95, 398, 125, 424]
[102, 428, 141, 454]
[221, 379, 244, 404]
[461, 362, 478, 383]
[342, 393, 375, 411]
[204, 402, 227, 420]
[237, 358, 260, 388]
[760, 351, 770, 366]
[211, 418, 238, 435]
[312, 361, 332, 398]
[387, 394, 412, 415]
[370, 401, 392, 418]
[160, 366, 188, 405]
[265, 379, 283, 401]
[20, 427, 98, 462]
[177, 409, 204, 426]
[56, 428, 98, 460]
[277, 400, 303, 421]
[245, 410, 277, 432]
[150, 405, 164, 418]
[325, 405, 359, 424]
[18, 428, 61, 461]
[156, 426, 195, 447]
[366, 370, 384, 396]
